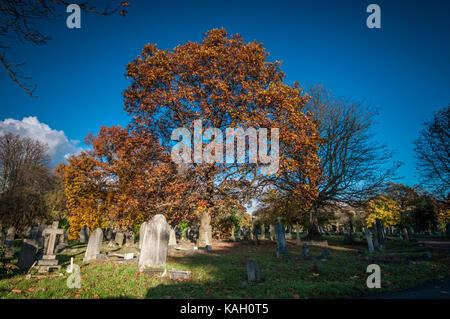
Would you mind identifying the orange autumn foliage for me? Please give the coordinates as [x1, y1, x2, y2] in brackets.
[123, 28, 321, 228]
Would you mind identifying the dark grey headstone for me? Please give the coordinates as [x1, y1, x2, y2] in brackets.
[275, 218, 288, 258]
[301, 243, 310, 259]
[125, 230, 135, 247]
[364, 228, 374, 253]
[80, 225, 90, 243]
[246, 260, 261, 282]
[319, 248, 331, 260]
[17, 239, 38, 271]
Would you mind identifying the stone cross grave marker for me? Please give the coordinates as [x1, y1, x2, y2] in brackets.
[37, 221, 63, 272]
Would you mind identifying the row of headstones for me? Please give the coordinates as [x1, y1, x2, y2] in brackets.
[80, 225, 136, 247]
[81, 216, 179, 270]
[232, 223, 302, 243]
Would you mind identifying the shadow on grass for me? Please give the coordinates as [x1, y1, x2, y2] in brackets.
[141, 240, 372, 299]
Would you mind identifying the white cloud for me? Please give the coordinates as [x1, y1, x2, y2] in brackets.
[0, 116, 84, 166]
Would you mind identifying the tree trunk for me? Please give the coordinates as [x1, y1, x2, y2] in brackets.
[307, 207, 321, 239]
[198, 209, 212, 247]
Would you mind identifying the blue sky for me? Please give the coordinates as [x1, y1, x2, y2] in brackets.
[0, 0, 449, 186]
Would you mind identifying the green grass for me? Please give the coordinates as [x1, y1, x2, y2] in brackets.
[1, 237, 449, 299]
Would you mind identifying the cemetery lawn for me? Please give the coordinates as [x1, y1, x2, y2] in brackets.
[1, 236, 450, 299]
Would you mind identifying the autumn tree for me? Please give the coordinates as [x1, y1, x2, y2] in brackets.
[0, 133, 56, 229]
[414, 105, 450, 198]
[365, 195, 402, 227]
[57, 153, 111, 239]
[123, 28, 320, 246]
[85, 125, 196, 228]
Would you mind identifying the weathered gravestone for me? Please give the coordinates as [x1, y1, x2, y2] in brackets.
[364, 228, 374, 253]
[376, 218, 385, 245]
[301, 243, 310, 259]
[4, 226, 16, 258]
[286, 226, 293, 240]
[80, 225, 89, 243]
[17, 239, 38, 271]
[125, 230, 135, 247]
[0, 226, 4, 247]
[115, 232, 124, 247]
[169, 227, 177, 247]
[269, 225, 276, 241]
[319, 248, 331, 260]
[55, 230, 68, 252]
[402, 228, 409, 241]
[246, 260, 261, 282]
[275, 218, 288, 258]
[36, 222, 63, 272]
[83, 228, 103, 262]
[370, 225, 380, 250]
[139, 222, 147, 249]
[104, 226, 114, 241]
[138, 214, 170, 272]
[230, 225, 236, 241]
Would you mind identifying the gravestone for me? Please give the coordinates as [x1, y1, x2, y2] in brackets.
[17, 239, 38, 271]
[252, 223, 259, 244]
[80, 225, 89, 243]
[169, 269, 191, 280]
[138, 214, 170, 272]
[376, 218, 385, 245]
[83, 228, 103, 262]
[139, 222, 147, 249]
[230, 225, 236, 241]
[246, 260, 261, 282]
[0, 227, 4, 247]
[275, 218, 288, 258]
[286, 226, 293, 240]
[115, 232, 124, 246]
[402, 228, 409, 241]
[169, 227, 177, 247]
[319, 248, 331, 260]
[4, 226, 16, 258]
[105, 226, 114, 241]
[261, 224, 265, 240]
[36, 222, 63, 272]
[370, 226, 380, 250]
[269, 225, 276, 241]
[364, 228, 374, 253]
[296, 223, 301, 245]
[56, 230, 68, 252]
[301, 243, 310, 259]
[125, 230, 135, 247]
